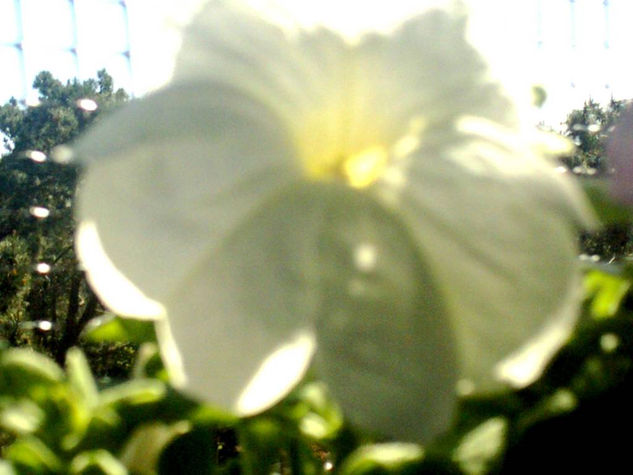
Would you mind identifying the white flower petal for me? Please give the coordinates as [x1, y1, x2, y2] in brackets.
[175, 1, 380, 176]
[75, 81, 297, 307]
[76, 221, 165, 319]
[176, 3, 488, 174]
[395, 124, 589, 389]
[162, 186, 332, 413]
[493, 276, 581, 387]
[348, 10, 594, 390]
[153, 318, 187, 388]
[229, 0, 454, 41]
[174, 1, 336, 125]
[313, 188, 457, 442]
[355, 7, 517, 142]
[236, 332, 316, 415]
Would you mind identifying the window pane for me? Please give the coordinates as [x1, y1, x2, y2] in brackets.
[0, 0, 21, 44]
[76, 0, 129, 55]
[0, 45, 25, 102]
[24, 49, 78, 87]
[79, 51, 131, 91]
[21, 0, 75, 49]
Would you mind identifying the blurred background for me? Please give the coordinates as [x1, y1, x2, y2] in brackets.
[1, 0, 633, 127]
[0, 0, 201, 106]
[1, 0, 134, 102]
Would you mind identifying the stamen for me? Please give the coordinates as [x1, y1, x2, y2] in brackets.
[342, 146, 388, 188]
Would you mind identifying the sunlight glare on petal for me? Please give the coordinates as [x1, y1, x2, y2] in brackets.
[154, 318, 188, 387]
[353, 243, 378, 273]
[76, 221, 166, 319]
[494, 293, 578, 388]
[236, 331, 316, 415]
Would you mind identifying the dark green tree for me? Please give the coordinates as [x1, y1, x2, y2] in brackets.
[563, 98, 628, 174]
[0, 70, 129, 366]
[561, 98, 633, 260]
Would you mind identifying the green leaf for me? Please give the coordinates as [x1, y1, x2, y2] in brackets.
[452, 417, 507, 475]
[82, 313, 156, 343]
[4, 436, 64, 473]
[283, 381, 343, 440]
[98, 379, 166, 409]
[0, 349, 64, 398]
[131, 343, 169, 381]
[339, 443, 425, 474]
[66, 348, 99, 409]
[517, 389, 577, 429]
[119, 422, 189, 474]
[69, 449, 127, 475]
[70, 410, 124, 455]
[0, 398, 45, 435]
[584, 269, 631, 319]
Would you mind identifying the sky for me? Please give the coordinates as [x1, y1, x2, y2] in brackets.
[1, 0, 633, 128]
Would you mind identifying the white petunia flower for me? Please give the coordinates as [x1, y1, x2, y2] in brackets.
[69, 0, 593, 441]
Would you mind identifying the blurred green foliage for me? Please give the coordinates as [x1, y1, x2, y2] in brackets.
[3, 262, 633, 473]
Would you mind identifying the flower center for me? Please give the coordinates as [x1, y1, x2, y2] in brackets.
[340, 146, 389, 188]
[303, 145, 389, 189]
[296, 111, 389, 189]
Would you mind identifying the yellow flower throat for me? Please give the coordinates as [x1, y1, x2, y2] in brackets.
[307, 145, 389, 189]
[297, 106, 390, 189]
